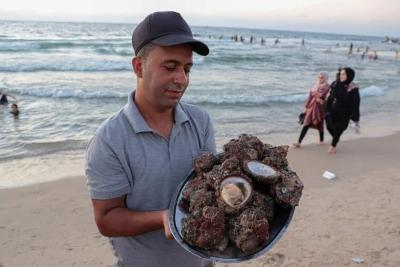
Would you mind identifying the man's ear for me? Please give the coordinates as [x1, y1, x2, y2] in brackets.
[132, 57, 143, 78]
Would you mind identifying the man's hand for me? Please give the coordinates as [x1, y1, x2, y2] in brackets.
[92, 197, 167, 237]
[162, 210, 173, 240]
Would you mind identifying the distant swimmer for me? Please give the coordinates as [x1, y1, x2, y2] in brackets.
[361, 51, 366, 60]
[10, 103, 19, 116]
[348, 42, 353, 55]
[250, 36, 254, 43]
[368, 51, 378, 60]
[261, 37, 266, 45]
[274, 38, 280, 45]
[301, 38, 305, 47]
[0, 89, 17, 105]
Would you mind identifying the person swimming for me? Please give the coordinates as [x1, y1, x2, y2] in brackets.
[10, 103, 19, 116]
[0, 89, 17, 105]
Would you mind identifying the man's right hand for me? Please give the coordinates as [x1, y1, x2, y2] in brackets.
[92, 197, 171, 238]
[162, 210, 173, 240]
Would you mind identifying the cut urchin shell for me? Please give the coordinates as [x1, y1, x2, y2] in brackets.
[242, 160, 280, 185]
[219, 176, 252, 210]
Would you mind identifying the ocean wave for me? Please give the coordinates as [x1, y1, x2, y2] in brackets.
[38, 41, 77, 49]
[0, 64, 130, 72]
[0, 139, 87, 162]
[0, 40, 81, 52]
[184, 93, 309, 106]
[0, 39, 133, 55]
[359, 85, 385, 97]
[10, 87, 127, 99]
[186, 85, 386, 105]
[94, 47, 133, 56]
[9, 85, 386, 103]
[0, 53, 203, 72]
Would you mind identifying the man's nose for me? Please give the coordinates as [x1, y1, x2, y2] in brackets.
[174, 68, 188, 85]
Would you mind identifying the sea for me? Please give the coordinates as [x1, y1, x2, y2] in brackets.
[1, 20, 399, 187]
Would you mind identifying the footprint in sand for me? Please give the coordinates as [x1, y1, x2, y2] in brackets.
[261, 252, 286, 267]
[371, 247, 395, 264]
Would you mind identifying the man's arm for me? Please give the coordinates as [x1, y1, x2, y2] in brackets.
[92, 196, 172, 239]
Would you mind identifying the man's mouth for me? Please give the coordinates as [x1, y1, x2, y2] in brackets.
[166, 89, 183, 98]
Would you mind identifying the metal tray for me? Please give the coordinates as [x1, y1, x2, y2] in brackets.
[169, 169, 295, 263]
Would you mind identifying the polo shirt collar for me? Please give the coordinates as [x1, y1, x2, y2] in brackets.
[174, 102, 189, 124]
[123, 91, 189, 134]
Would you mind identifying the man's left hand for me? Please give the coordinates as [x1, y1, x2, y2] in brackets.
[162, 210, 173, 240]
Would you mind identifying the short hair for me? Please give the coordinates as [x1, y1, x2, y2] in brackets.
[136, 42, 157, 59]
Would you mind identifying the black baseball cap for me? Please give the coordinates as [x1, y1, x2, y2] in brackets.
[132, 11, 209, 56]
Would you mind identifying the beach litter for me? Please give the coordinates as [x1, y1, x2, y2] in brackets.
[322, 171, 336, 180]
[352, 257, 365, 264]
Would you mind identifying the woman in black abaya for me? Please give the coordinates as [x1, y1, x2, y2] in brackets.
[325, 67, 360, 154]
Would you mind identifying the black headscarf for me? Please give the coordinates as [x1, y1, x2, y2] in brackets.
[328, 67, 358, 113]
[343, 67, 355, 85]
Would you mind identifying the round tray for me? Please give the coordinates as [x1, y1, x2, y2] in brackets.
[169, 169, 295, 263]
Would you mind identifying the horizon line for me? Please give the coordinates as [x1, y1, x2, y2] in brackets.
[0, 18, 388, 39]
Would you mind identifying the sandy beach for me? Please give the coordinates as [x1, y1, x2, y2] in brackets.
[1, 132, 399, 267]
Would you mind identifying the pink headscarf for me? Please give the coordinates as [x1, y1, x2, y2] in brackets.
[311, 71, 329, 93]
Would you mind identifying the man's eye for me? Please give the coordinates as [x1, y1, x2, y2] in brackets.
[165, 66, 176, 71]
[184, 68, 191, 74]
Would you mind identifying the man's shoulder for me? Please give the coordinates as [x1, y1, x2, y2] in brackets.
[95, 109, 127, 140]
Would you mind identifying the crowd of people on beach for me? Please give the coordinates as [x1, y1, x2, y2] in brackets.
[209, 33, 400, 61]
[293, 68, 360, 154]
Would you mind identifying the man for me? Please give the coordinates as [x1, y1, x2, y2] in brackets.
[85, 11, 216, 267]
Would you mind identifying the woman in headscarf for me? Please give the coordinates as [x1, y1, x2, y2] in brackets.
[325, 67, 360, 154]
[293, 72, 330, 148]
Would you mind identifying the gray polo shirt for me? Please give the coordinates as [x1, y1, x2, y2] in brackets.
[85, 92, 216, 267]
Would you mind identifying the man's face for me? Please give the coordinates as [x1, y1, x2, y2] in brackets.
[138, 45, 193, 111]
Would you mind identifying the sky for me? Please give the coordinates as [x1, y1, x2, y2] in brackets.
[1, 0, 399, 37]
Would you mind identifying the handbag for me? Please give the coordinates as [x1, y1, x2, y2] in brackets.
[298, 112, 305, 125]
